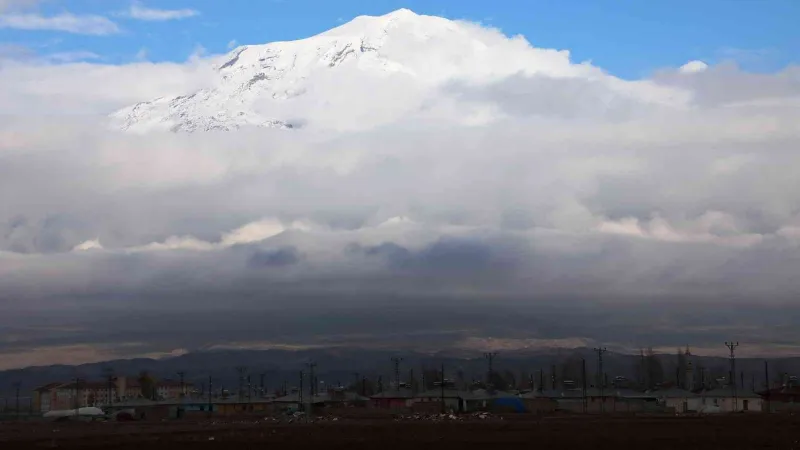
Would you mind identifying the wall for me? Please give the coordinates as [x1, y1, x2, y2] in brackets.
[521, 398, 558, 414]
[697, 397, 763, 413]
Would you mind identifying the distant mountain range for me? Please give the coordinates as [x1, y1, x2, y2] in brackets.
[2, 347, 797, 399]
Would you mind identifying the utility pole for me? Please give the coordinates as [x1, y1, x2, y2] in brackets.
[208, 376, 213, 416]
[539, 369, 544, 393]
[74, 377, 82, 418]
[484, 352, 497, 389]
[298, 371, 304, 411]
[440, 363, 446, 413]
[306, 361, 316, 417]
[764, 360, 770, 413]
[177, 371, 185, 398]
[581, 358, 588, 414]
[236, 366, 247, 400]
[259, 373, 266, 398]
[391, 357, 403, 391]
[104, 368, 115, 409]
[306, 362, 317, 397]
[13, 382, 20, 419]
[594, 347, 607, 412]
[640, 349, 646, 389]
[725, 341, 739, 412]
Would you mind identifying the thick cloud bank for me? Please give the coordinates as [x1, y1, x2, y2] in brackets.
[1, 13, 800, 368]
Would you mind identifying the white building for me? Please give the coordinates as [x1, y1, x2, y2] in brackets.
[697, 388, 762, 413]
[655, 388, 702, 413]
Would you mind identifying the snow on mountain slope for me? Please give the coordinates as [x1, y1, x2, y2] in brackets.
[110, 8, 688, 133]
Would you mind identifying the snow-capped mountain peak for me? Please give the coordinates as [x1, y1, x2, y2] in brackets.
[110, 8, 687, 133]
[111, 8, 458, 133]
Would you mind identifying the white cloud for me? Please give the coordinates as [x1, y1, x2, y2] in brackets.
[679, 60, 709, 74]
[134, 47, 148, 61]
[45, 50, 101, 63]
[125, 1, 199, 21]
[0, 0, 39, 13]
[72, 238, 103, 251]
[0, 12, 120, 35]
[0, 57, 217, 114]
[226, 39, 237, 50]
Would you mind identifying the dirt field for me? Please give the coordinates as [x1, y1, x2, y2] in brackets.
[2, 414, 800, 449]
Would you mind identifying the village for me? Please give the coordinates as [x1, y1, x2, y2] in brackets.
[9, 347, 800, 421]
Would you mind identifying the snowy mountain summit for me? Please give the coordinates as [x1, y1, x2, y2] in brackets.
[111, 8, 685, 133]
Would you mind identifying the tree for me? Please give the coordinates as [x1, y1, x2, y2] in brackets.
[422, 369, 441, 390]
[502, 370, 516, 390]
[677, 348, 688, 389]
[347, 378, 376, 396]
[488, 372, 509, 391]
[644, 348, 664, 390]
[559, 354, 584, 386]
[456, 368, 466, 390]
[138, 371, 157, 400]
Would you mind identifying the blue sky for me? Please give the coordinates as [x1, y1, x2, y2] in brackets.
[1, 0, 798, 78]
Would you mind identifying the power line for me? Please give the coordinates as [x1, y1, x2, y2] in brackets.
[235, 366, 247, 400]
[247, 374, 252, 402]
[581, 358, 588, 414]
[177, 371, 185, 399]
[13, 382, 20, 419]
[440, 362, 445, 413]
[207, 376, 213, 416]
[306, 361, 317, 397]
[306, 361, 317, 418]
[104, 367, 115, 409]
[764, 360, 770, 413]
[391, 357, 403, 391]
[298, 370, 304, 412]
[594, 347, 607, 413]
[725, 341, 739, 411]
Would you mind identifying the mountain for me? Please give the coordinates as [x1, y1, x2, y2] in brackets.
[110, 9, 678, 133]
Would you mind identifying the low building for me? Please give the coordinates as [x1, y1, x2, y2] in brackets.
[371, 389, 415, 410]
[471, 390, 527, 413]
[536, 388, 661, 413]
[273, 390, 367, 412]
[157, 379, 194, 400]
[110, 398, 219, 420]
[697, 388, 763, 413]
[33, 382, 63, 412]
[114, 377, 142, 401]
[48, 380, 117, 410]
[412, 389, 474, 413]
[759, 386, 800, 412]
[652, 388, 700, 413]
